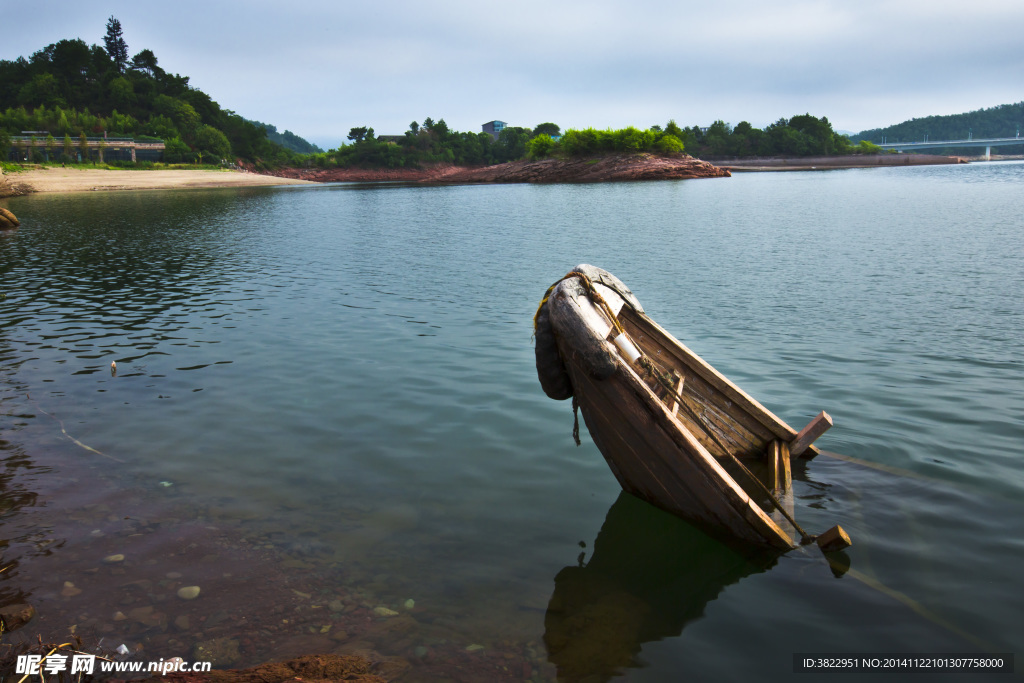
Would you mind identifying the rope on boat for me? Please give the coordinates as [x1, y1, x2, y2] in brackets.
[543, 270, 818, 545]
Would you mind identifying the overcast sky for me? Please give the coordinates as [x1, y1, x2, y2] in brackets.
[4, 0, 1023, 149]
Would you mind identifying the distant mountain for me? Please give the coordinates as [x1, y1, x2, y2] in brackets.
[854, 102, 1024, 149]
[245, 119, 323, 154]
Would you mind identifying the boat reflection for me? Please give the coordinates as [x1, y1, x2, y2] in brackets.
[544, 491, 779, 681]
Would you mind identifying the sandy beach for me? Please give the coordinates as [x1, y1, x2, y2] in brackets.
[3, 167, 316, 195]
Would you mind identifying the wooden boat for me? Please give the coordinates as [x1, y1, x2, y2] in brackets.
[535, 265, 847, 551]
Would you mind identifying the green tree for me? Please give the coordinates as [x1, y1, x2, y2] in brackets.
[163, 136, 191, 163]
[144, 114, 178, 140]
[130, 49, 161, 77]
[79, 132, 89, 161]
[663, 120, 684, 139]
[155, 95, 200, 136]
[0, 130, 10, 162]
[62, 132, 73, 158]
[103, 16, 129, 72]
[17, 72, 65, 107]
[193, 124, 231, 160]
[347, 126, 373, 143]
[108, 76, 135, 108]
[532, 122, 561, 138]
[432, 118, 450, 141]
[493, 126, 531, 162]
[788, 113, 835, 154]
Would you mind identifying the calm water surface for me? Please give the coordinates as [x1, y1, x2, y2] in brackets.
[1, 162, 1022, 681]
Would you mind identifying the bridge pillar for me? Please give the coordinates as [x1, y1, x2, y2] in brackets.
[985, 146, 991, 161]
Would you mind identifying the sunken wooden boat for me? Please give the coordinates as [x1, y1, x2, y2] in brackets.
[535, 265, 847, 551]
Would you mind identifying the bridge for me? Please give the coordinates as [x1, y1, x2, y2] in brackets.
[876, 136, 1023, 160]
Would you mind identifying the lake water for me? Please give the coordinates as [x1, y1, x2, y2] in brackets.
[1, 162, 1022, 682]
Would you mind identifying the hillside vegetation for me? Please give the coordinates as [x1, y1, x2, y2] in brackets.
[311, 114, 872, 170]
[854, 102, 1024, 154]
[0, 17, 307, 166]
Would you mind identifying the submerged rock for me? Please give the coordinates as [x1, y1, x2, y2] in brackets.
[372, 606, 398, 617]
[176, 586, 201, 600]
[193, 637, 241, 667]
[0, 603, 36, 631]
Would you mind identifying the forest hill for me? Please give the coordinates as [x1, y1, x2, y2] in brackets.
[0, 17, 302, 167]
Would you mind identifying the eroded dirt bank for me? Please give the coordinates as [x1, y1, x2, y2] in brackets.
[267, 153, 730, 184]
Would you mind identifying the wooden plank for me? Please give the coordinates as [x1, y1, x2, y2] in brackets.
[766, 440, 780, 491]
[778, 441, 791, 493]
[791, 410, 833, 458]
[816, 525, 852, 553]
[669, 373, 685, 417]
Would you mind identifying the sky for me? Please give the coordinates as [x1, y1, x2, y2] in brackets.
[4, 0, 1023, 149]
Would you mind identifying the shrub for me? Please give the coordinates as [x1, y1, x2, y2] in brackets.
[655, 134, 685, 154]
[526, 134, 556, 159]
[855, 140, 882, 154]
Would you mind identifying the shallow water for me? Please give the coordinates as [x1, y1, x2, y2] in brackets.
[1, 162, 1022, 681]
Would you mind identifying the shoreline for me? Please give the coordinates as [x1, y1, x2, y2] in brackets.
[710, 153, 968, 172]
[1, 167, 315, 197]
[2, 152, 985, 199]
